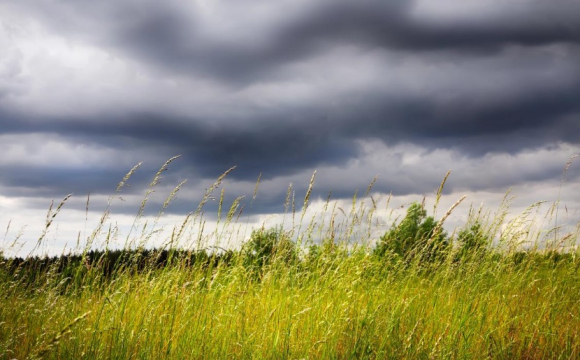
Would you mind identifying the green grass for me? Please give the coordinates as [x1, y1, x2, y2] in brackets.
[1, 160, 579, 359]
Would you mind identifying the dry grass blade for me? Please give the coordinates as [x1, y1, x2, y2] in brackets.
[195, 166, 237, 216]
[116, 162, 142, 192]
[30, 194, 73, 257]
[150, 155, 182, 188]
[147, 179, 189, 250]
[365, 175, 379, 197]
[162, 179, 188, 212]
[303, 170, 317, 209]
[434, 170, 451, 215]
[562, 154, 579, 181]
[30, 311, 91, 360]
[555, 154, 579, 242]
[296, 171, 316, 241]
[252, 173, 262, 204]
[81, 162, 143, 252]
[430, 195, 467, 242]
[125, 156, 182, 247]
[4, 219, 11, 239]
[138, 155, 182, 218]
[284, 183, 293, 214]
[226, 196, 245, 224]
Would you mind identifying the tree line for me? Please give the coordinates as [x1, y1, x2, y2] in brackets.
[0, 202, 575, 288]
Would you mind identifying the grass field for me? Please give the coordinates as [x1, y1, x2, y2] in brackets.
[1, 161, 579, 359]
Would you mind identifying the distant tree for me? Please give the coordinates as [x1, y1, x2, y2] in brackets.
[242, 226, 296, 269]
[456, 222, 489, 261]
[374, 203, 448, 263]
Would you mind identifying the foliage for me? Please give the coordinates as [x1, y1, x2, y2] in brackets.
[456, 222, 490, 261]
[1, 240, 579, 359]
[374, 203, 449, 263]
[242, 226, 296, 270]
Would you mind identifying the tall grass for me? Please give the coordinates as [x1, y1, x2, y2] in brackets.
[1, 159, 579, 359]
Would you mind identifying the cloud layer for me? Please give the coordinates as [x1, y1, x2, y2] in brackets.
[1, 0, 579, 254]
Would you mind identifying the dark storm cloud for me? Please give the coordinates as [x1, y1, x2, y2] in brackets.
[0, 108, 358, 181]
[0, 162, 157, 199]
[337, 81, 580, 151]
[1, 0, 580, 214]
[1, 80, 579, 200]
[4, 0, 580, 83]
[273, 1, 580, 57]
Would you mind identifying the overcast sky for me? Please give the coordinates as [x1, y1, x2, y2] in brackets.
[1, 0, 579, 256]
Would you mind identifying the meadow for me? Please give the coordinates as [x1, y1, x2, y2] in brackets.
[1, 159, 579, 359]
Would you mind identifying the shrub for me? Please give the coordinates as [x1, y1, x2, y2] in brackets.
[374, 203, 449, 263]
[456, 222, 490, 261]
[242, 226, 296, 270]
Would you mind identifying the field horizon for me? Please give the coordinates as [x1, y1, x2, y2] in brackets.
[1, 160, 580, 359]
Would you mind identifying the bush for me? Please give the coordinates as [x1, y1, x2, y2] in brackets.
[242, 226, 296, 270]
[456, 222, 489, 261]
[374, 203, 448, 263]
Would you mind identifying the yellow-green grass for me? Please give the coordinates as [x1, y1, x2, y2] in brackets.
[1, 159, 579, 359]
[1, 250, 579, 359]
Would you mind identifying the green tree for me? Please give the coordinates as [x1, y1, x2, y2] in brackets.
[456, 222, 489, 261]
[374, 203, 448, 262]
[242, 226, 296, 269]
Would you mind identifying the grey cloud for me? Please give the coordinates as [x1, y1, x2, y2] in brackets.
[342, 82, 580, 145]
[0, 164, 150, 198]
[1, 77, 579, 188]
[4, 0, 580, 83]
[1, 0, 580, 219]
[275, 1, 580, 55]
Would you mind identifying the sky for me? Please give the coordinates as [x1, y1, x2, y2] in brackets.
[1, 0, 580, 256]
